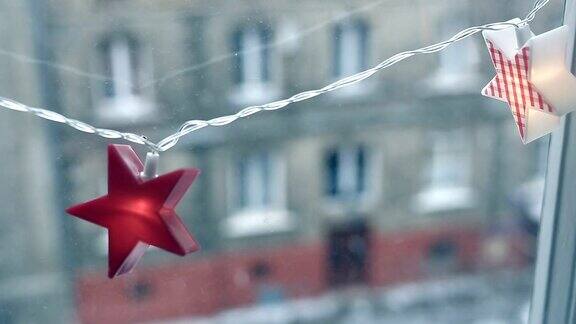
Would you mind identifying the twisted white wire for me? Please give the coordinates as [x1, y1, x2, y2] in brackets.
[0, 97, 157, 148]
[0, 0, 549, 153]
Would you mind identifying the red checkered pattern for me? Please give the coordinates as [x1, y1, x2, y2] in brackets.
[482, 41, 555, 140]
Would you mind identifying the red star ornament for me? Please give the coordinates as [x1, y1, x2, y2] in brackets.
[482, 20, 576, 143]
[67, 144, 200, 278]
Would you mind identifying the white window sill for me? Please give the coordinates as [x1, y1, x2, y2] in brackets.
[95, 95, 154, 123]
[328, 77, 375, 98]
[415, 186, 476, 213]
[229, 82, 281, 106]
[222, 208, 294, 238]
[322, 192, 377, 216]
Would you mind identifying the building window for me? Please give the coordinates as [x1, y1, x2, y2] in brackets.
[437, 32, 478, 76]
[232, 24, 272, 86]
[428, 19, 480, 92]
[332, 20, 368, 78]
[96, 33, 153, 121]
[235, 151, 275, 209]
[429, 130, 470, 189]
[416, 130, 474, 212]
[100, 34, 140, 99]
[230, 23, 280, 103]
[236, 153, 273, 208]
[224, 151, 291, 237]
[325, 145, 367, 200]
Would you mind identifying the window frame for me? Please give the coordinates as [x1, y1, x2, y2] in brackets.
[530, 1, 576, 322]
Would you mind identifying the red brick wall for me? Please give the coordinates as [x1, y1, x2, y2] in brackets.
[76, 259, 223, 324]
[76, 242, 326, 324]
[215, 244, 327, 308]
[75, 224, 529, 323]
[368, 225, 483, 286]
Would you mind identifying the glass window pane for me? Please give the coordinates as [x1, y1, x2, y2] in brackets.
[0, 1, 564, 323]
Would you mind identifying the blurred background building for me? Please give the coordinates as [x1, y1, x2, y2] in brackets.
[0, 0, 564, 323]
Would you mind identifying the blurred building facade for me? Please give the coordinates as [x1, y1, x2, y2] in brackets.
[0, 1, 74, 324]
[0, 0, 562, 323]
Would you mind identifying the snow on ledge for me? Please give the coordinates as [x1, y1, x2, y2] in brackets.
[415, 186, 476, 214]
[222, 208, 294, 238]
[229, 82, 281, 106]
[96, 95, 154, 123]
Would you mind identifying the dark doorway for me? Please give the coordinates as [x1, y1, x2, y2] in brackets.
[327, 219, 370, 286]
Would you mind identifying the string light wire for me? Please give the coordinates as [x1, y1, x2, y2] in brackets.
[0, 0, 550, 152]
